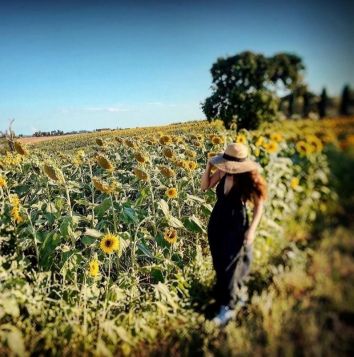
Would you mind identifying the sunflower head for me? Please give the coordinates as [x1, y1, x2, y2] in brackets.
[264, 141, 279, 154]
[134, 151, 149, 164]
[96, 154, 114, 171]
[211, 136, 223, 145]
[290, 177, 300, 190]
[14, 141, 29, 156]
[43, 163, 65, 184]
[163, 147, 175, 159]
[236, 134, 247, 144]
[133, 167, 149, 181]
[0, 175, 7, 188]
[165, 187, 178, 199]
[88, 259, 100, 277]
[100, 233, 120, 254]
[96, 138, 104, 147]
[159, 135, 173, 145]
[163, 227, 177, 244]
[158, 165, 176, 178]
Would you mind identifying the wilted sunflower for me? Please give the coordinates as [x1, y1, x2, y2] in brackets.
[115, 137, 123, 143]
[133, 167, 149, 181]
[43, 163, 65, 184]
[159, 135, 173, 145]
[14, 141, 29, 155]
[96, 138, 104, 146]
[0, 175, 7, 188]
[290, 177, 300, 190]
[92, 176, 118, 194]
[88, 259, 100, 277]
[163, 147, 175, 159]
[264, 141, 279, 154]
[134, 151, 149, 164]
[165, 187, 178, 199]
[96, 154, 114, 171]
[100, 233, 120, 254]
[158, 165, 176, 178]
[125, 139, 137, 148]
[163, 227, 177, 244]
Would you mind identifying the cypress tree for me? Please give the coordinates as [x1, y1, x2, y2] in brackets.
[340, 84, 350, 116]
[318, 87, 328, 118]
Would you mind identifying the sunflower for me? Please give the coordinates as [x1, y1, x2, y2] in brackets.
[270, 132, 283, 142]
[290, 177, 299, 190]
[163, 147, 175, 159]
[211, 136, 223, 145]
[88, 259, 100, 277]
[96, 155, 114, 171]
[185, 149, 197, 159]
[159, 135, 173, 145]
[0, 175, 7, 188]
[207, 151, 219, 159]
[255, 136, 265, 147]
[100, 233, 120, 254]
[305, 135, 323, 153]
[125, 139, 137, 148]
[43, 163, 65, 184]
[133, 167, 149, 181]
[134, 151, 149, 164]
[163, 227, 177, 244]
[96, 138, 104, 146]
[9, 194, 23, 224]
[236, 134, 247, 144]
[165, 187, 178, 199]
[296, 141, 310, 156]
[158, 165, 176, 178]
[92, 177, 118, 194]
[14, 141, 29, 156]
[264, 140, 279, 154]
[185, 160, 198, 171]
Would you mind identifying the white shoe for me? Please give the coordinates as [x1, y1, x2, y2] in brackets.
[212, 305, 235, 326]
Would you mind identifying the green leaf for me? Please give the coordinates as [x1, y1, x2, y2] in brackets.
[158, 199, 170, 218]
[95, 198, 111, 219]
[122, 206, 139, 224]
[39, 232, 61, 270]
[182, 215, 206, 234]
[167, 215, 184, 229]
[84, 228, 103, 238]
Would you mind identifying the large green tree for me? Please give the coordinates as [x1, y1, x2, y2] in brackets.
[201, 51, 305, 130]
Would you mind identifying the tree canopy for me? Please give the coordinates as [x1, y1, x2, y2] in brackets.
[201, 51, 305, 130]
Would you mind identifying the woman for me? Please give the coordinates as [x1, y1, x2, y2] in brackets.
[200, 142, 267, 326]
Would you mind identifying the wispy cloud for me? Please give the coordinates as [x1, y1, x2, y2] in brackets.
[84, 106, 131, 113]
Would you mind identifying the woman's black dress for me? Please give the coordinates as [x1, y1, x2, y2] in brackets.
[207, 174, 253, 309]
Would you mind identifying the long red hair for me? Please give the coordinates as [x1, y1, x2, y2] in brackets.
[226, 169, 267, 204]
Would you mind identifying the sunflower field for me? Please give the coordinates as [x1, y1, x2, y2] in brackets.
[0, 116, 354, 356]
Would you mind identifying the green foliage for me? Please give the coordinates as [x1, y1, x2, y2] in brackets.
[201, 51, 305, 130]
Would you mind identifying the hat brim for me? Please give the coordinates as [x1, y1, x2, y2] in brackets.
[209, 153, 261, 174]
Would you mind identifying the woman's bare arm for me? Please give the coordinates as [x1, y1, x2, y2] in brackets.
[200, 162, 223, 191]
[244, 195, 264, 245]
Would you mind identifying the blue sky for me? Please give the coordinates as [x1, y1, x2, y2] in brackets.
[0, 0, 353, 135]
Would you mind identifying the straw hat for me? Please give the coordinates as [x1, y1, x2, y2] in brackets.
[209, 143, 261, 174]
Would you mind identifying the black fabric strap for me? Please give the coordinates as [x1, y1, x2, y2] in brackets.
[222, 153, 247, 162]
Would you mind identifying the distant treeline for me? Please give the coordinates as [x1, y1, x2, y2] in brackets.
[31, 128, 121, 137]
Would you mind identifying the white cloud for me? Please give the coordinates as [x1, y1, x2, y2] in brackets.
[84, 106, 131, 113]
